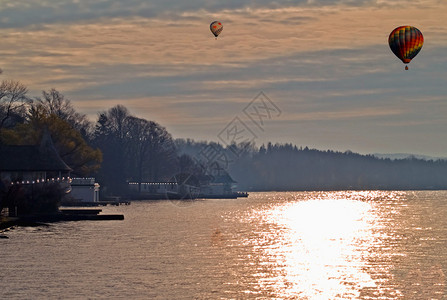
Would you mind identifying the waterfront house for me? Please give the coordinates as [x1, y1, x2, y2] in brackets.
[128, 181, 178, 199]
[128, 168, 247, 199]
[0, 131, 72, 184]
[198, 168, 240, 198]
[69, 178, 100, 203]
[0, 132, 72, 216]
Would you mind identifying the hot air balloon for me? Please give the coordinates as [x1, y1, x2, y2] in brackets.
[210, 21, 223, 39]
[388, 26, 423, 70]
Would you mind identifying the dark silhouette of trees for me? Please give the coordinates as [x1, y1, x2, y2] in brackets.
[126, 116, 177, 183]
[3, 80, 447, 198]
[93, 105, 177, 196]
[1, 84, 102, 177]
[175, 140, 447, 191]
[0, 84, 102, 178]
[33, 88, 93, 140]
[0, 80, 32, 131]
[93, 105, 130, 195]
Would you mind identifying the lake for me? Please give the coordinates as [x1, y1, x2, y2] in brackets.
[1, 191, 446, 299]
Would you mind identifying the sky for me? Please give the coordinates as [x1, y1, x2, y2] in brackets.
[1, 0, 447, 156]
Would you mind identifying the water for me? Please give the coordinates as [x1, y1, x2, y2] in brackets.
[1, 191, 446, 299]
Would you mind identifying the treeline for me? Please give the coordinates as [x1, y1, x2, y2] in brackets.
[175, 140, 447, 191]
[2, 79, 447, 196]
[92, 105, 178, 195]
[0, 80, 181, 197]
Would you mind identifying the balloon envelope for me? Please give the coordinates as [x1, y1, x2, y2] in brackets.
[388, 26, 423, 65]
[210, 21, 223, 37]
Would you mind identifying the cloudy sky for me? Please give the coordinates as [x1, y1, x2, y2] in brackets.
[1, 0, 447, 156]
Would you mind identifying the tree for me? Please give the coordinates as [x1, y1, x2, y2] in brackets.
[126, 116, 177, 189]
[141, 120, 177, 182]
[0, 80, 32, 130]
[33, 88, 93, 140]
[101, 104, 130, 140]
[126, 116, 153, 185]
[178, 154, 202, 175]
[93, 105, 131, 195]
[93, 105, 178, 195]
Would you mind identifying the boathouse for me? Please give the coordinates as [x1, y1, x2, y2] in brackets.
[198, 167, 238, 198]
[0, 131, 72, 184]
[0, 132, 72, 216]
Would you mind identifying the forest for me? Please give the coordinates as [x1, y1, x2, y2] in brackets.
[177, 140, 447, 191]
[1, 79, 447, 197]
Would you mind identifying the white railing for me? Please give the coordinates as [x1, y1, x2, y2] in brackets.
[71, 178, 96, 185]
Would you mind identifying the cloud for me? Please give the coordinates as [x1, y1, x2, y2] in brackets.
[1, 0, 447, 155]
[0, 0, 412, 29]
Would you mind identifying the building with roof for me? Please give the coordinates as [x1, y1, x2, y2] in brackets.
[0, 131, 72, 184]
[128, 161, 249, 199]
[197, 165, 245, 198]
[68, 178, 100, 203]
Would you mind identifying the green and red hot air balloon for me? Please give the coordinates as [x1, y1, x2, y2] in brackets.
[388, 26, 424, 70]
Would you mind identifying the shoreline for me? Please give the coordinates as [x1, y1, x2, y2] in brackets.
[1, 211, 124, 231]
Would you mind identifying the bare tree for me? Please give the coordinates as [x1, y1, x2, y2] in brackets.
[0, 80, 32, 129]
[126, 117, 153, 187]
[107, 104, 130, 140]
[126, 116, 177, 183]
[33, 88, 93, 139]
[93, 105, 178, 195]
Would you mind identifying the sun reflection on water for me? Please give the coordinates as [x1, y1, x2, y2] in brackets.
[256, 191, 389, 299]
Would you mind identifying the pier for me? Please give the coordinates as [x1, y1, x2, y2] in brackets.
[1, 208, 124, 230]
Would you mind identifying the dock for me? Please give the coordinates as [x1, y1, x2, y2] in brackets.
[1, 209, 124, 230]
[60, 200, 131, 207]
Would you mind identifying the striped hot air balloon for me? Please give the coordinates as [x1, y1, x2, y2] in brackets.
[210, 21, 223, 39]
[388, 26, 424, 70]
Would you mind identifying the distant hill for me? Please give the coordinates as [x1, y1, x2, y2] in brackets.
[372, 153, 447, 161]
[176, 139, 447, 191]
